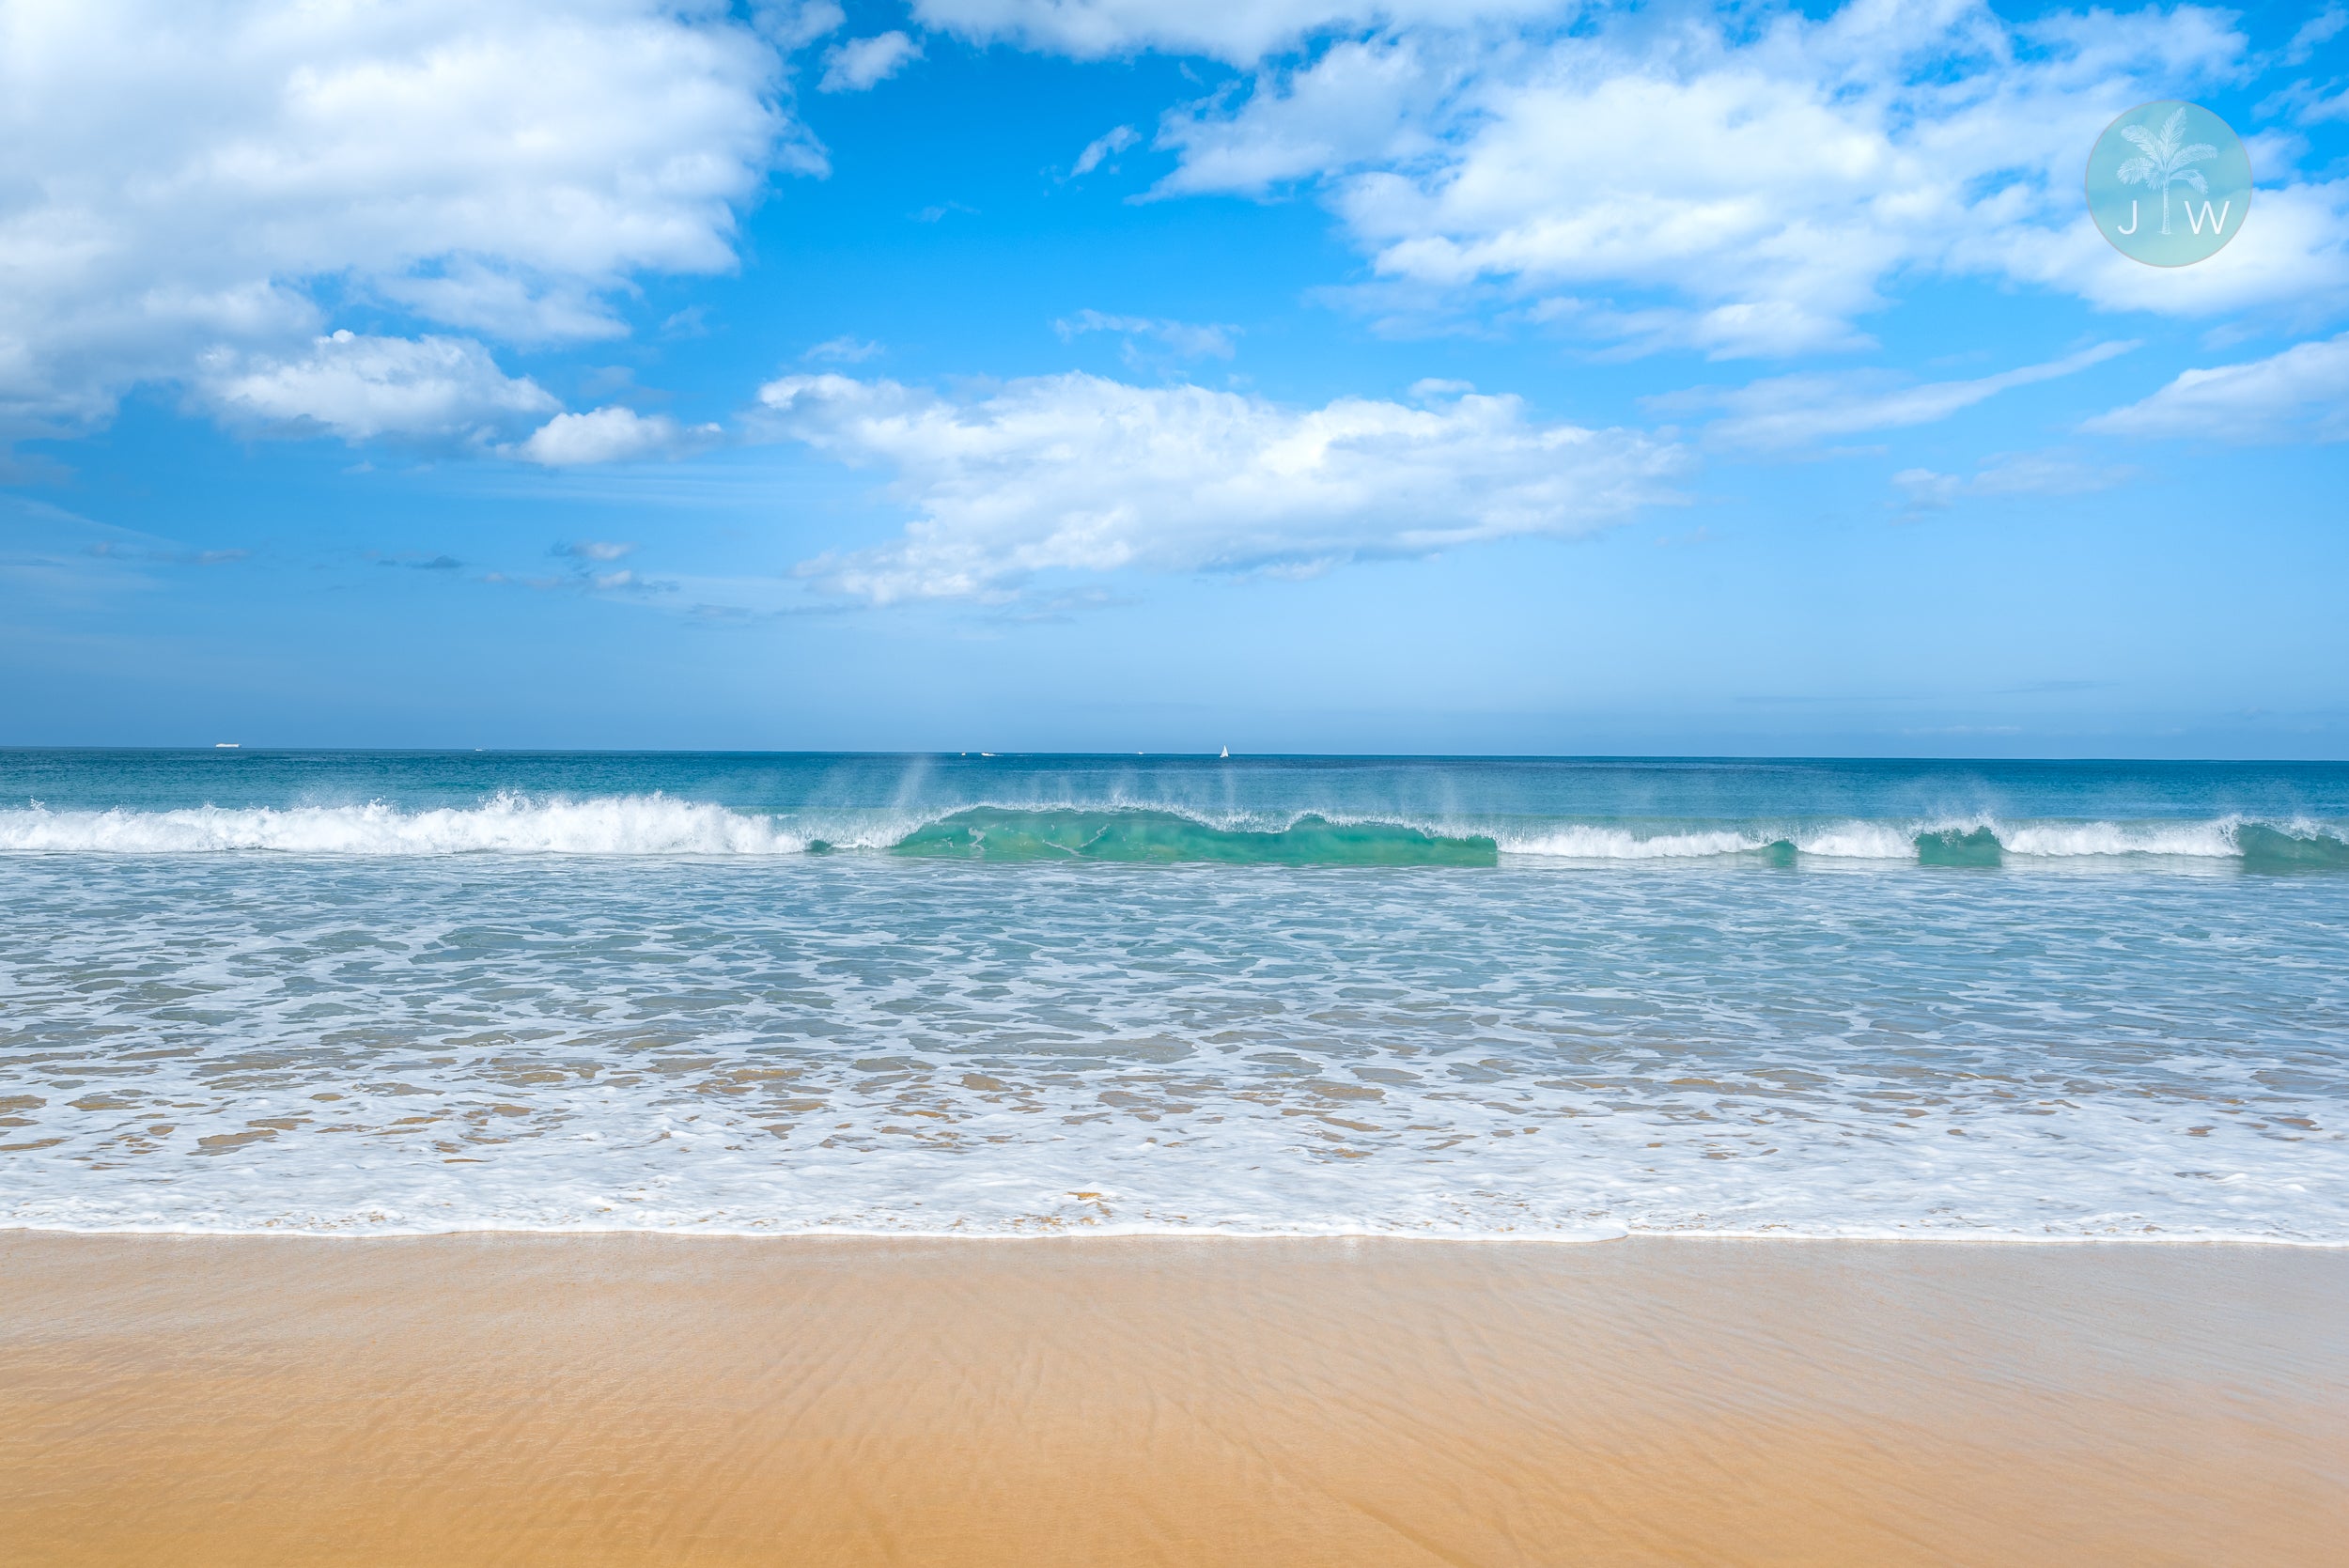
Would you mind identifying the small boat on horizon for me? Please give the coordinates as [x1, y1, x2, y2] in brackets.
[1220, 745, 1230, 759]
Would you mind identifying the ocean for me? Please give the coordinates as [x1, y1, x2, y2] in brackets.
[2, 750, 2344, 1240]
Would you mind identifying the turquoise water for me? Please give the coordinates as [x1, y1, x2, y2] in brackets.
[2, 751, 2344, 1238]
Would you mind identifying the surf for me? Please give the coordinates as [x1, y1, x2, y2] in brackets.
[0, 793, 808, 856]
[1, 788, 2342, 872]
[886, 807, 1497, 865]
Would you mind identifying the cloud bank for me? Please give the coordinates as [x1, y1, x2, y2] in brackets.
[196, 331, 557, 443]
[0, 0, 814, 442]
[914, 0, 1565, 66]
[754, 371, 1686, 601]
[1146, 2, 2349, 355]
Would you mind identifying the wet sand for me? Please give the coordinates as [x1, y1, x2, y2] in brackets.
[2, 1234, 2343, 1566]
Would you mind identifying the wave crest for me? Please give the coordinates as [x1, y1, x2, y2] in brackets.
[0, 794, 806, 856]
[890, 807, 1496, 865]
[2, 796, 2343, 868]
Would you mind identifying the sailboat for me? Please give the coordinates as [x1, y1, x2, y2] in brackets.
[1220, 745, 1230, 759]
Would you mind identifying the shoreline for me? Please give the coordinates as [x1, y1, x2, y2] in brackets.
[7, 1222, 2347, 1246]
[7, 1231, 2344, 1566]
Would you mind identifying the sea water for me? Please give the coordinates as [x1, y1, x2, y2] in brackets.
[2, 751, 2344, 1240]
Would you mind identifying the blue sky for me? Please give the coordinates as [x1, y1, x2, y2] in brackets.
[3, 0, 2346, 756]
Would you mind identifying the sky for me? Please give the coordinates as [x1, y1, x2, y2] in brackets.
[2, 0, 2346, 757]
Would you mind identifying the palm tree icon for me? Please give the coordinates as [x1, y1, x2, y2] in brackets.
[2115, 107, 2217, 237]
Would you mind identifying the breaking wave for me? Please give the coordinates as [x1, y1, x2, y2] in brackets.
[1496, 815, 2349, 868]
[0, 794, 809, 856]
[0, 797, 2342, 869]
[889, 807, 1495, 864]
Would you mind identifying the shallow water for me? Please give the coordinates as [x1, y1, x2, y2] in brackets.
[2, 752, 2344, 1237]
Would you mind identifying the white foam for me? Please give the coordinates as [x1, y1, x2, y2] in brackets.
[1501, 815, 2348, 863]
[1499, 821, 1933, 861]
[4, 796, 2342, 868]
[4, 851, 2343, 1241]
[1790, 822, 1928, 859]
[1501, 827, 1766, 859]
[0, 793, 806, 855]
[1999, 818, 2245, 858]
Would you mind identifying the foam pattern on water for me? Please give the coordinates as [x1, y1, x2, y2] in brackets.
[4, 855, 2343, 1239]
[4, 796, 2344, 868]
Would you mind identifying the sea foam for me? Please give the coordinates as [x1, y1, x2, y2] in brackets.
[4, 849, 2342, 1239]
[2, 795, 2344, 868]
[0, 793, 806, 855]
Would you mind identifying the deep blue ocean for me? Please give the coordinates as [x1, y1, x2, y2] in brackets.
[3, 751, 2344, 1239]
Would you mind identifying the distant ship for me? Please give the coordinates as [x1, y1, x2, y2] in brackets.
[214, 742, 240, 749]
[1220, 745, 1230, 759]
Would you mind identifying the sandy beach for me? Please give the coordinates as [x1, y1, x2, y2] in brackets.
[2, 1233, 2342, 1567]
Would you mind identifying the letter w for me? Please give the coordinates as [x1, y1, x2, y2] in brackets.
[2185, 200, 2232, 236]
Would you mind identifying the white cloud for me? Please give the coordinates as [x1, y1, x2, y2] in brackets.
[912, 0, 1564, 65]
[752, 1, 847, 50]
[2285, 6, 2346, 65]
[1070, 125, 1140, 178]
[511, 407, 723, 466]
[1151, 3, 2349, 355]
[752, 370, 1686, 601]
[1673, 343, 2136, 450]
[1891, 467, 1964, 510]
[2264, 80, 2349, 128]
[0, 0, 811, 439]
[803, 335, 886, 363]
[1054, 310, 1238, 359]
[2083, 334, 2349, 443]
[197, 331, 556, 442]
[819, 31, 922, 92]
[1894, 451, 2133, 509]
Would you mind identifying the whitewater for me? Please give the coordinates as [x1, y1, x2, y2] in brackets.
[2, 793, 2342, 866]
[2, 751, 2345, 1241]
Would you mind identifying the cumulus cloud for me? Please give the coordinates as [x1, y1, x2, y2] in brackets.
[197, 332, 556, 442]
[819, 31, 922, 92]
[752, 370, 1686, 601]
[2083, 334, 2349, 443]
[912, 0, 1564, 65]
[1150, 3, 2349, 355]
[510, 407, 723, 467]
[1671, 343, 2136, 451]
[0, 0, 811, 440]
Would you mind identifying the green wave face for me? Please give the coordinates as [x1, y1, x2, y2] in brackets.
[2236, 824, 2349, 872]
[892, 808, 1499, 866]
[1916, 826, 2003, 867]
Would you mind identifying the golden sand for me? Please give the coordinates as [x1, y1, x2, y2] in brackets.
[2, 1233, 2342, 1566]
